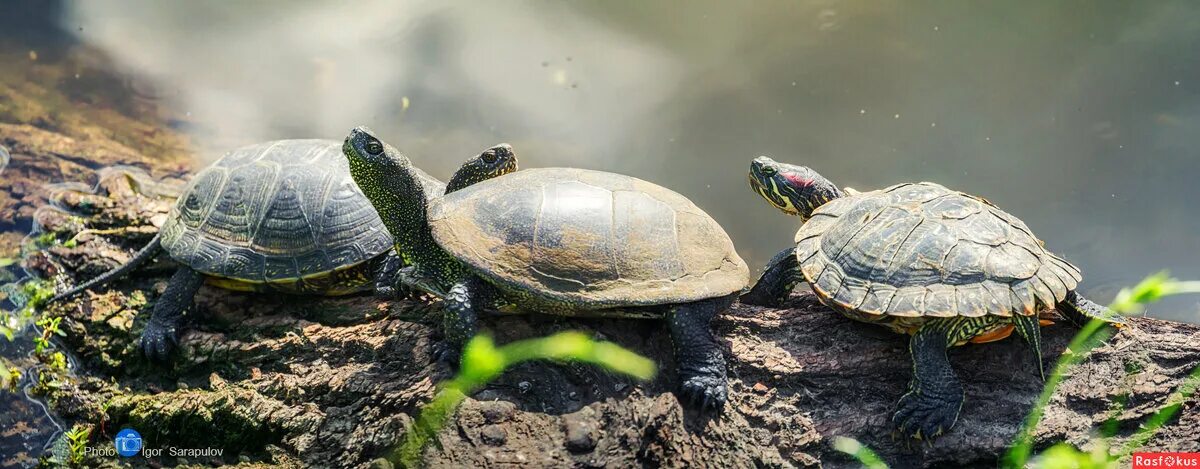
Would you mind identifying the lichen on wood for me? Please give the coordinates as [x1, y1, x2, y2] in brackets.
[20, 159, 1200, 468]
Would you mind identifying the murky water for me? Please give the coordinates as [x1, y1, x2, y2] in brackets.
[1, 0, 1199, 463]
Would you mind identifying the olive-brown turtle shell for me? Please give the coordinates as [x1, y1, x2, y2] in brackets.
[428, 168, 749, 308]
[797, 182, 1081, 318]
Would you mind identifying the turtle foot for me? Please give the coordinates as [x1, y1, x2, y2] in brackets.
[892, 390, 962, 440]
[140, 319, 178, 362]
[398, 267, 447, 299]
[738, 289, 786, 308]
[679, 374, 727, 411]
[373, 284, 398, 299]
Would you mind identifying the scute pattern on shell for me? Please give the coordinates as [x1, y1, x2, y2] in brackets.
[159, 140, 415, 282]
[797, 182, 1081, 318]
[428, 168, 749, 309]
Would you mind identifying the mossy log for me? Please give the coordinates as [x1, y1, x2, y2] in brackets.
[14, 149, 1198, 469]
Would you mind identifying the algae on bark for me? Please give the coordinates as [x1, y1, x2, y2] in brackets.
[19, 162, 1200, 468]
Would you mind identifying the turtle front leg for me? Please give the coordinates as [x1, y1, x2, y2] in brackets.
[1058, 290, 1127, 328]
[437, 276, 494, 367]
[893, 320, 964, 440]
[141, 266, 204, 361]
[740, 247, 802, 307]
[396, 266, 448, 299]
[371, 251, 407, 299]
[667, 294, 736, 410]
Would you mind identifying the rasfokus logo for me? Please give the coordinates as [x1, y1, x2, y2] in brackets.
[114, 428, 142, 457]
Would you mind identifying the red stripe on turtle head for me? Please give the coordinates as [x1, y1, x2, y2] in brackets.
[781, 171, 813, 188]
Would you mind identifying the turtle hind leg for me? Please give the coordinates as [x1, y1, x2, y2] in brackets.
[740, 247, 803, 307]
[437, 276, 495, 367]
[1012, 313, 1045, 381]
[667, 294, 736, 411]
[893, 320, 965, 440]
[141, 266, 204, 361]
[1058, 290, 1127, 328]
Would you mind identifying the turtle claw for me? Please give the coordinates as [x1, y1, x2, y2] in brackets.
[679, 375, 727, 411]
[139, 319, 178, 362]
[892, 391, 960, 441]
[373, 285, 397, 299]
[397, 267, 447, 299]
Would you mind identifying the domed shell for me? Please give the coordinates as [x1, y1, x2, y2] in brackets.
[797, 182, 1081, 318]
[160, 140, 437, 282]
[428, 168, 749, 308]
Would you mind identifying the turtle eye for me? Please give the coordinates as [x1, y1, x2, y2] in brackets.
[759, 166, 777, 177]
[481, 151, 497, 165]
[364, 139, 383, 156]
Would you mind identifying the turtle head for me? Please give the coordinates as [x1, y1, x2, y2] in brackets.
[748, 156, 842, 220]
[343, 126, 450, 273]
[343, 126, 407, 177]
[445, 143, 519, 194]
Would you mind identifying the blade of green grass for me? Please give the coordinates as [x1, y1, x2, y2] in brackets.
[833, 436, 888, 469]
[1006, 272, 1200, 468]
[394, 331, 655, 468]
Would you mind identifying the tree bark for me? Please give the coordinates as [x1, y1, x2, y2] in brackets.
[15, 150, 1198, 469]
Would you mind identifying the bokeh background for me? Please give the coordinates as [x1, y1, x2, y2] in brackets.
[11, 0, 1200, 321]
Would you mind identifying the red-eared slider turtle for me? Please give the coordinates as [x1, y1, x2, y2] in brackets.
[50, 139, 517, 360]
[741, 156, 1125, 438]
[344, 127, 749, 409]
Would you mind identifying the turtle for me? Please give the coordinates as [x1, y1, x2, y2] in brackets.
[343, 127, 749, 409]
[49, 139, 518, 360]
[740, 156, 1126, 439]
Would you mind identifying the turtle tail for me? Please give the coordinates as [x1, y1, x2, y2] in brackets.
[1058, 290, 1128, 328]
[48, 233, 163, 304]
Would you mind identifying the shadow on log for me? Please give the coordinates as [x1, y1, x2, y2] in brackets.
[13, 133, 1200, 469]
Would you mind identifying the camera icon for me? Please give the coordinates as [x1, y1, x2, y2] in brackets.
[116, 435, 141, 452]
[114, 428, 142, 457]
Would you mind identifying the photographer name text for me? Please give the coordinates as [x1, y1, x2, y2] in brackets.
[84, 446, 224, 458]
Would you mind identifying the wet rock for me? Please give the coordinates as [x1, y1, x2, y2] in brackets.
[480, 424, 507, 446]
[562, 413, 596, 454]
[479, 400, 516, 423]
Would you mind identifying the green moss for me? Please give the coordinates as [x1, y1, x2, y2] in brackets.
[0, 279, 57, 340]
[107, 386, 293, 454]
[31, 232, 59, 249]
[126, 290, 147, 310]
[1, 360, 19, 392]
[22, 278, 56, 311]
